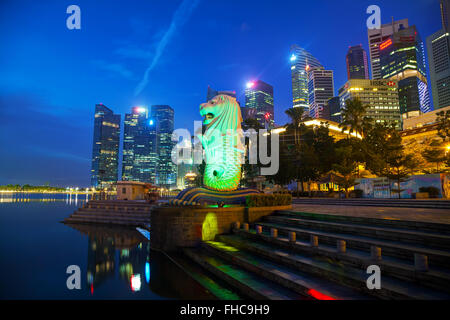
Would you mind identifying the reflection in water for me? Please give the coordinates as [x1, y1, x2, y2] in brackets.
[0, 192, 89, 205]
[67, 224, 149, 295]
[65, 223, 216, 299]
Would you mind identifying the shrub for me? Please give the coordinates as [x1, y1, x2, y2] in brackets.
[419, 186, 440, 198]
[350, 189, 364, 198]
[245, 193, 292, 207]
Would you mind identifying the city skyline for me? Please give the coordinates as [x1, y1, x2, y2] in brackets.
[0, 0, 442, 187]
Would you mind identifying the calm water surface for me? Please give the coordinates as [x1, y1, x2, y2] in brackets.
[0, 193, 211, 299]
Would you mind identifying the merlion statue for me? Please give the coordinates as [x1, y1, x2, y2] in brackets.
[199, 94, 244, 191]
[169, 94, 259, 206]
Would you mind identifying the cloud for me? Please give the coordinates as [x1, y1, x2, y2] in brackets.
[91, 59, 135, 80]
[134, 0, 201, 96]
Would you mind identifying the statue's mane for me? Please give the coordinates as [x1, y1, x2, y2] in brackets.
[205, 95, 243, 134]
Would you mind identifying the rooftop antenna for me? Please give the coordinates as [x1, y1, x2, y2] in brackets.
[392, 16, 395, 34]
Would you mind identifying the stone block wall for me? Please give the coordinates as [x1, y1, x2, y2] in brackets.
[150, 205, 291, 251]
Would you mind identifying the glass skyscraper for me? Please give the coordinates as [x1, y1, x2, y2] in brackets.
[151, 105, 176, 188]
[206, 85, 236, 101]
[380, 25, 431, 117]
[122, 107, 158, 184]
[289, 44, 322, 112]
[307, 67, 334, 119]
[427, 0, 450, 110]
[244, 80, 274, 129]
[91, 104, 120, 188]
[327, 97, 342, 123]
[367, 19, 409, 79]
[346, 45, 369, 80]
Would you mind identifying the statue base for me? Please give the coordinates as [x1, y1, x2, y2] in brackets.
[169, 187, 260, 206]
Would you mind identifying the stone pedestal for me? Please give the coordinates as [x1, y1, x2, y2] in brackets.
[150, 205, 292, 251]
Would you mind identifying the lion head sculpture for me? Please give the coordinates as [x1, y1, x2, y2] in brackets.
[199, 95, 244, 191]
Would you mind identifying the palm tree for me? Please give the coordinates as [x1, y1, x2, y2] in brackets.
[339, 98, 372, 138]
[285, 107, 304, 145]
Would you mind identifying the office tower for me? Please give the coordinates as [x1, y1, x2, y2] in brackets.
[427, 0, 450, 110]
[122, 107, 158, 184]
[327, 97, 342, 123]
[206, 85, 236, 101]
[290, 44, 323, 112]
[368, 19, 409, 79]
[346, 45, 369, 80]
[380, 25, 431, 118]
[338, 79, 402, 129]
[244, 80, 274, 128]
[174, 137, 194, 190]
[307, 67, 334, 119]
[91, 104, 120, 188]
[151, 105, 176, 188]
[442, 0, 450, 31]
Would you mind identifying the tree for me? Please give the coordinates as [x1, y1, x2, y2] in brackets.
[385, 153, 418, 199]
[332, 143, 360, 198]
[339, 98, 372, 138]
[422, 139, 447, 173]
[301, 123, 336, 177]
[436, 110, 450, 142]
[241, 118, 264, 188]
[285, 107, 304, 145]
[363, 123, 402, 177]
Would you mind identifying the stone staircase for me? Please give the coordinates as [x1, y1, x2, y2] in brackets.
[183, 210, 450, 300]
[292, 198, 450, 209]
[63, 200, 152, 227]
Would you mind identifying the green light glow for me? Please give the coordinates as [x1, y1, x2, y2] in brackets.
[200, 95, 244, 191]
[202, 213, 219, 241]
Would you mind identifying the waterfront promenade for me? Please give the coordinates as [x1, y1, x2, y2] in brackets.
[291, 203, 450, 224]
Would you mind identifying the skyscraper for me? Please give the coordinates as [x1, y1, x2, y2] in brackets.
[206, 85, 236, 102]
[338, 79, 402, 129]
[442, 0, 450, 31]
[151, 105, 176, 188]
[122, 106, 158, 184]
[380, 25, 431, 117]
[427, 0, 450, 110]
[290, 45, 323, 112]
[346, 45, 369, 80]
[368, 19, 409, 79]
[244, 80, 274, 128]
[91, 104, 120, 188]
[307, 67, 334, 119]
[326, 97, 342, 123]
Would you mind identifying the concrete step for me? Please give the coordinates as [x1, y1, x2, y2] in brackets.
[233, 228, 450, 294]
[257, 221, 450, 268]
[202, 241, 372, 300]
[84, 205, 152, 212]
[165, 252, 242, 300]
[215, 234, 450, 300]
[75, 209, 150, 218]
[69, 213, 150, 223]
[265, 215, 450, 250]
[183, 248, 305, 300]
[63, 216, 148, 227]
[291, 199, 450, 209]
[277, 211, 450, 235]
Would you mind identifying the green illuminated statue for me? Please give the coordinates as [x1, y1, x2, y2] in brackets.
[169, 94, 259, 206]
[199, 95, 244, 191]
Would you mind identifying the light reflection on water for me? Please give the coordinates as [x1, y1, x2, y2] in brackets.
[0, 192, 90, 206]
[0, 193, 215, 300]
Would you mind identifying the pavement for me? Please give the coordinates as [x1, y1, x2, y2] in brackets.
[291, 204, 450, 225]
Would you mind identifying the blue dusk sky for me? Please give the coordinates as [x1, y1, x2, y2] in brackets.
[0, 0, 441, 187]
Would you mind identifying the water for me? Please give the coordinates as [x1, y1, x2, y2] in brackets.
[0, 193, 212, 299]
